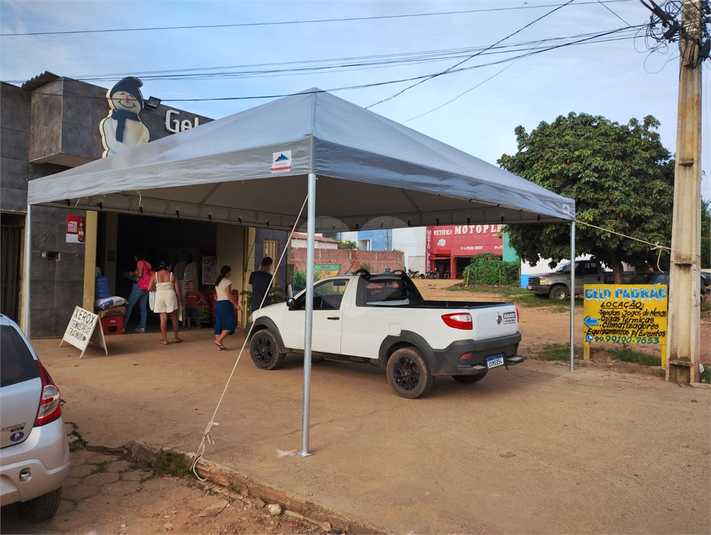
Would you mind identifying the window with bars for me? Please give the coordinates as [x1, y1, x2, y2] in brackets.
[263, 239, 280, 263]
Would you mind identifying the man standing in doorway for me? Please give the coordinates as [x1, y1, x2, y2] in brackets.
[249, 257, 273, 313]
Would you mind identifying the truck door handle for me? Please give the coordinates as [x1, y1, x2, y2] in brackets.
[327, 316, 340, 320]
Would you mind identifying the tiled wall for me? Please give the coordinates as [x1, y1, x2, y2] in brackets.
[29, 206, 86, 338]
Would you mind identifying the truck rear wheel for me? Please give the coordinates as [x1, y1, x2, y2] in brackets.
[549, 285, 569, 301]
[452, 371, 487, 384]
[386, 347, 434, 399]
[250, 330, 285, 370]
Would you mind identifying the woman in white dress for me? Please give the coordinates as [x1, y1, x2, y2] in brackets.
[148, 260, 183, 345]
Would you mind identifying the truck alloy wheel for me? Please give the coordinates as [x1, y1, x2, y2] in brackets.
[386, 347, 434, 399]
[249, 330, 286, 370]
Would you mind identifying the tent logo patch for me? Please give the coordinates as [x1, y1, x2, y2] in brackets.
[271, 150, 292, 173]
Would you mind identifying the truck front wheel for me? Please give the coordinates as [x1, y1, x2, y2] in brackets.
[386, 347, 434, 399]
[250, 330, 286, 370]
[549, 285, 569, 301]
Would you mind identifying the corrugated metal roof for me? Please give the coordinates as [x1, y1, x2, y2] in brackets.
[21, 71, 60, 91]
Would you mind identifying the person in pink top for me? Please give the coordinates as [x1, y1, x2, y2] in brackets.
[123, 252, 152, 333]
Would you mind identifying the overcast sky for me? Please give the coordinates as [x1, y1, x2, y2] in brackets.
[1, 0, 709, 200]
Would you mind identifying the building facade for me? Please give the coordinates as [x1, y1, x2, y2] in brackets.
[1, 73, 286, 336]
[425, 224, 518, 278]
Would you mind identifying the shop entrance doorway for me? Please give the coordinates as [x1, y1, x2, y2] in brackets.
[99, 214, 218, 331]
[1, 213, 24, 322]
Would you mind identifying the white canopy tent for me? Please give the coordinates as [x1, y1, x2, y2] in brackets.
[27, 88, 576, 454]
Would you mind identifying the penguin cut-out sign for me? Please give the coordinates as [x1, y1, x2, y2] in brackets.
[100, 77, 150, 157]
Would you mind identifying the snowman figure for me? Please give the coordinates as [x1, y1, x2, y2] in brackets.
[100, 77, 150, 157]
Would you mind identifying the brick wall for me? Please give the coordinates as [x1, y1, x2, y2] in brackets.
[289, 248, 404, 274]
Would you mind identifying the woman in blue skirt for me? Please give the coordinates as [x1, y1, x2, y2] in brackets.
[213, 265, 241, 350]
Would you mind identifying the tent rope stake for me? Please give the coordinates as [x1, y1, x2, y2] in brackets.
[191, 194, 309, 481]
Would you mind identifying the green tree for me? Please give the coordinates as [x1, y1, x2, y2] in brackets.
[498, 113, 675, 282]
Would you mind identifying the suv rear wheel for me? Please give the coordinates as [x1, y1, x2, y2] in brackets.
[16, 487, 62, 523]
[386, 347, 434, 399]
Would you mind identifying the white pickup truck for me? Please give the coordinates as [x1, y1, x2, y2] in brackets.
[247, 270, 523, 398]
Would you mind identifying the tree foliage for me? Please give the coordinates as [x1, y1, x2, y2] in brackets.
[462, 253, 519, 286]
[498, 113, 675, 282]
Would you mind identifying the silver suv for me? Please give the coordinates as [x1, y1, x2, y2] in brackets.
[0, 314, 70, 522]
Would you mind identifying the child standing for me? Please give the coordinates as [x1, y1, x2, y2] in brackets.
[184, 280, 203, 329]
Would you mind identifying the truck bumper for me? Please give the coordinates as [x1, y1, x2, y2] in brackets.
[526, 284, 550, 296]
[431, 333, 523, 376]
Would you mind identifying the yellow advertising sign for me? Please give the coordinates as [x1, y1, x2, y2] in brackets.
[583, 284, 668, 365]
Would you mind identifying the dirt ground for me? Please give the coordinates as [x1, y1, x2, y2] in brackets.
[1, 280, 709, 535]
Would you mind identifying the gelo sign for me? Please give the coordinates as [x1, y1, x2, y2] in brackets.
[583, 284, 668, 364]
[165, 110, 200, 133]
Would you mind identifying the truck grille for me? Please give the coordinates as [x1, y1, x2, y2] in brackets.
[528, 277, 540, 285]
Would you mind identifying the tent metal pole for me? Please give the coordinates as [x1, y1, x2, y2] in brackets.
[569, 221, 575, 372]
[299, 173, 316, 457]
[23, 204, 32, 336]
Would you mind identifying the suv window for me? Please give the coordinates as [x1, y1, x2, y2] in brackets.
[0, 325, 39, 388]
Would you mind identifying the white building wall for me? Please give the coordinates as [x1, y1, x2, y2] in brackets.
[392, 227, 426, 271]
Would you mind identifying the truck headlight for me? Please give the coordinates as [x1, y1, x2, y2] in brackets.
[539, 277, 549, 285]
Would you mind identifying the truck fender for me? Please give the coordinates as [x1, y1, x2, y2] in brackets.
[377, 331, 437, 373]
[247, 317, 286, 350]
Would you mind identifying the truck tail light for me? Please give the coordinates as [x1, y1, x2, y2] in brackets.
[35, 362, 62, 427]
[442, 313, 473, 330]
[516, 308, 520, 322]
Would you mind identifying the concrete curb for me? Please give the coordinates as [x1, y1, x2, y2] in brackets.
[128, 440, 388, 535]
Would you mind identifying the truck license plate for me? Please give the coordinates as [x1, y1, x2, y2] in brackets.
[486, 355, 505, 369]
[526, 285, 533, 290]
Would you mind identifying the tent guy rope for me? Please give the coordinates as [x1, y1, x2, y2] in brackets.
[191, 194, 308, 481]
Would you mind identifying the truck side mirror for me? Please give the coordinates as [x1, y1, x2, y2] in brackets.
[286, 297, 295, 310]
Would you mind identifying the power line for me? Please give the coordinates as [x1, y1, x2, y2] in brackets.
[155, 26, 639, 103]
[4, 28, 638, 86]
[404, 25, 639, 122]
[0, 0, 633, 38]
[404, 43, 544, 124]
[365, 0, 577, 109]
[11, 25, 640, 105]
[596, 0, 633, 24]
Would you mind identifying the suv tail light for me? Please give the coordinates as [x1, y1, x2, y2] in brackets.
[35, 362, 62, 427]
[441, 313, 473, 330]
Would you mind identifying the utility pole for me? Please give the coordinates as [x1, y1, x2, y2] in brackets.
[640, 0, 709, 382]
[666, 0, 704, 382]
